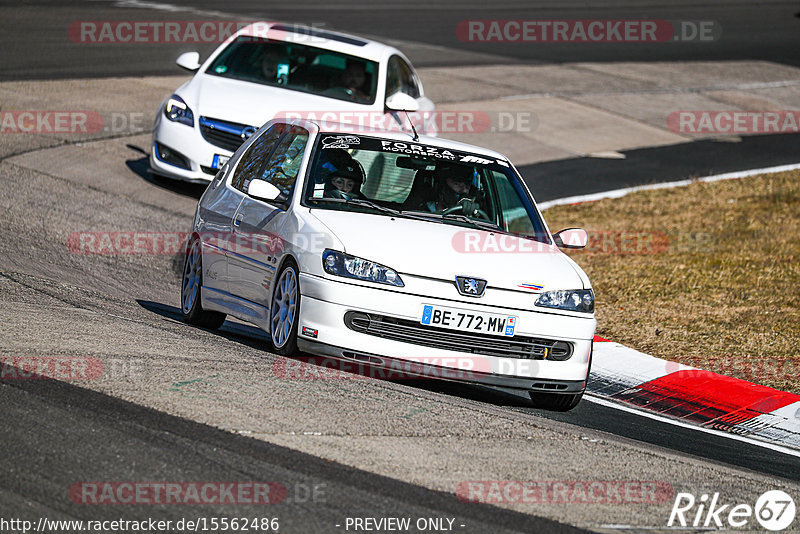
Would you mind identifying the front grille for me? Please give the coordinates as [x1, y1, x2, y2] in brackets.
[344, 312, 573, 361]
[199, 116, 254, 152]
[200, 165, 217, 176]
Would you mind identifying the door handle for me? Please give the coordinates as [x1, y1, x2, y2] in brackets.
[233, 213, 243, 227]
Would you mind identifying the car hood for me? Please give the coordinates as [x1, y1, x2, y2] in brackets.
[308, 209, 589, 292]
[184, 74, 374, 127]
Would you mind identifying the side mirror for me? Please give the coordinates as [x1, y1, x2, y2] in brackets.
[553, 228, 588, 249]
[247, 179, 282, 202]
[176, 51, 201, 71]
[385, 92, 419, 113]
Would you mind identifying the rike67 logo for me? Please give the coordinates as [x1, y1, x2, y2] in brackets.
[668, 490, 795, 531]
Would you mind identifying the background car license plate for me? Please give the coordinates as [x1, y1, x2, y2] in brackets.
[211, 154, 230, 169]
[420, 304, 516, 337]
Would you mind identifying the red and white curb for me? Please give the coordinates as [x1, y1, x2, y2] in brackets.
[538, 163, 800, 453]
[588, 335, 800, 452]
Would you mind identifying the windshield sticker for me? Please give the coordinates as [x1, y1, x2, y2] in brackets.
[214, 65, 227, 74]
[379, 140, 456, 160]
[322, 135, 360, 149]
[460, 155, 492, 165]
[496, 159, 510, 167]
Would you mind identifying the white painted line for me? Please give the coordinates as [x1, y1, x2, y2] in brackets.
[539, 162, 800, 210]
[585, 394, 800, 458]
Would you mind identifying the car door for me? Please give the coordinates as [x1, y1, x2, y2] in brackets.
[220, 123, 287, 296]
[195, 161, 238, 296]
[227, 125, 310, 307]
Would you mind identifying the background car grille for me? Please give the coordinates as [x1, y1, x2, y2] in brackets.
[344, 312, 573, 361]
[199, 116, 255, 152]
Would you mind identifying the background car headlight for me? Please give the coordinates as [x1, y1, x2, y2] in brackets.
[322, 249, 404, 287]
[535, 289, 594, 312]
[164, 94, 194, 126]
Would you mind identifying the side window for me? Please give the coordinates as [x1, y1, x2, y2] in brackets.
[257, 126, 310, 198]
[230, 123, 286, 192]
[385, 55, 420, 99]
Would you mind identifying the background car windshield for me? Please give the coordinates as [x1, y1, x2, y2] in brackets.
[206, 36, 379, 104]
[304, 135, 550, 243]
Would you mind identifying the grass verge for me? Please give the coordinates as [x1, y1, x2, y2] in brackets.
[544, 170, 800, 394]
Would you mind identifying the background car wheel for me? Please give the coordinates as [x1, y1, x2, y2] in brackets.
[529, 391, 583, 412]
[271, 260, 300, 356]
[181, 237, 226, 329]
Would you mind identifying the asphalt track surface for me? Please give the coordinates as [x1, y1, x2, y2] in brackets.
[2, 1, 800, 531]
[2, 0, 800, 79]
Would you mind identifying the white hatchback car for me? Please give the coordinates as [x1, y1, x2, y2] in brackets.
[181, 119, 596, 410]
[151, 22, 433, 183]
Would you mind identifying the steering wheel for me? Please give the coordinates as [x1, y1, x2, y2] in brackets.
[323, 87, 355, 98]
[443, 201, 491, 221]
[329, 189, 355, 200]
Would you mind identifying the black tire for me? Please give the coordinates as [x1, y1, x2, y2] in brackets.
[529, 391, 584, 412]
[181, 237, 226, 329]
[270, 259, 300, 356]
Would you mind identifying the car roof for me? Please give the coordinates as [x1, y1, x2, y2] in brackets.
[304, 120, 510, 161]
[237, 22, 400, 62]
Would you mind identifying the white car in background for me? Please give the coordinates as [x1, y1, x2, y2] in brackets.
[180, 117, 597, 411]
[151, 22, 433, 183]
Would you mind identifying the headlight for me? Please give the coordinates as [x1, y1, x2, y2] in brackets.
[164, 94, 194, 126]
[322, 249, 404, 287]
[535, 289, 594, 312]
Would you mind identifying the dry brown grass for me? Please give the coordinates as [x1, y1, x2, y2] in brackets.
[543, 170, 800, 394]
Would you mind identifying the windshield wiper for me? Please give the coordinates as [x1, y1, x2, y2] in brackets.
[442, 213, 501, 231]
[311, 197, 398, 214]
[402, 210, 500, 231]
[313, 197, 434, 222]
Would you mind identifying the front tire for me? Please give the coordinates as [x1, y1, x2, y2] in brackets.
[181, 237, 226, 329]
[270, 260, 300, 356]
[530, 391, 583, 412]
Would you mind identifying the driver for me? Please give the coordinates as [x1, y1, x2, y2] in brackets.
[259, 44, 290, 84]
[425, 164, 482, 215]
[338, 60, 370, 102]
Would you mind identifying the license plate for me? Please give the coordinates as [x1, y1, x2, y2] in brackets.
[211, 154, 230, 169]
[420, 304, 517, 337]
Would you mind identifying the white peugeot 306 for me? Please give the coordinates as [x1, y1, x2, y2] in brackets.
[181, 118, 596, 411]
[151, 22, 433, 183]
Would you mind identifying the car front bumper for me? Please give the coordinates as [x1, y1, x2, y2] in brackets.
[149, 111, 235, 183]
[297, 273, 596, 392]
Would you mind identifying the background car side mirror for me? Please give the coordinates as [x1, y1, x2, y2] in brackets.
[553, 228, 588, 249]
[176, 51, 201, 71]
[247, 179, 283, 203]
[385, 92, 419, 112]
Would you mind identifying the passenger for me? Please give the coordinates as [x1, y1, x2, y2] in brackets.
[319, 151, 366, 199]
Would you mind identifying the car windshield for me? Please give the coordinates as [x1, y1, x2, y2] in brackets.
[205, 36, 378, 105]
[304, 135, 551, 243]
